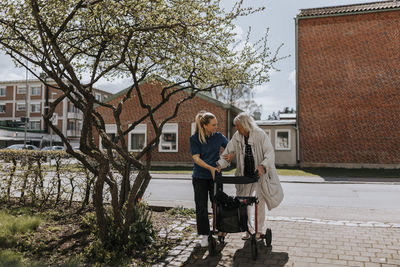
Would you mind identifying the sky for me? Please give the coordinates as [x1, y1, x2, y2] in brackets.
[0, 0, 383, 119]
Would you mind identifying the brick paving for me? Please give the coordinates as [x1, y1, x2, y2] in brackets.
[156, 218, 400, 267]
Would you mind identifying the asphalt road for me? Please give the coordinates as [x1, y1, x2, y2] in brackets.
[143, 178, 400, 223]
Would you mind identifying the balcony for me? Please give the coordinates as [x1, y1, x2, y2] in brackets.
[67, 112, 83, 120]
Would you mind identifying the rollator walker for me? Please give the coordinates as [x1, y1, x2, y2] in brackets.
[208, 173, 272, 260]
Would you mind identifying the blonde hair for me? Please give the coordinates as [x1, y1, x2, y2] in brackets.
[195, 111, 216, 144]
[233, 112, 259, 132]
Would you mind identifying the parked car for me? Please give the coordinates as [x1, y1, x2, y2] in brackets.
[41, 146, 65, 151]
[5, 144, 39, 150]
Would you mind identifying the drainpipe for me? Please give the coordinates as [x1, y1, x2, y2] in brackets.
[295, 16, 300, 166]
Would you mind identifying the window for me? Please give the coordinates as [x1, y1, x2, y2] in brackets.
[29, 121, 41, 130]
[0, 105, 5, 113]
[17, 103, 26, 111]
[68, 121, 75, 131]
[0, 87, 6, 97]
[68, 103, 76, 113]
[95, 93, 101, 101]
[129, 124, 147, 152]
[30, 103, 41, 113]
[275, 129, 290, 150]
[17, 86, 26, 94]
[30, 86, 41, 96]
[159, 123, 178, 152]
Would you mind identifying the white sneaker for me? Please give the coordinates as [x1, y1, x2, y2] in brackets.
[198, 235, 208, 247]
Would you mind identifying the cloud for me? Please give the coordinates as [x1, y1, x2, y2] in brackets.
[253, 83, 296, 119]
[0, 53, 26, 81]
[94, 77, 133, 93]
[253, 84, 273, 94]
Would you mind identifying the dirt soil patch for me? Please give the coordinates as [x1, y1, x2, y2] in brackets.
[0, 200, 195, 266]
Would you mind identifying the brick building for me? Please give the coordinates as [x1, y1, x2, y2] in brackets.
[95, 79, 242, 166]
[296, 1, 400, 168]
[0, 79, 111, 147]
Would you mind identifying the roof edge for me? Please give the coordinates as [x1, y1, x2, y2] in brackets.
[105, 76, 243, 113]
[297, 1, 400, 19]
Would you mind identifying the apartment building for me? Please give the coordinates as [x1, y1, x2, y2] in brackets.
[0, 79, 112, 147]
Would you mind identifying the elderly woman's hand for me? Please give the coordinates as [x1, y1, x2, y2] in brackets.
[223, 152, 235, 163]
[256, 165, 266, 176]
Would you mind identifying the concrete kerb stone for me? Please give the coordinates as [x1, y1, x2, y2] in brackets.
[149, 173, 400, 185]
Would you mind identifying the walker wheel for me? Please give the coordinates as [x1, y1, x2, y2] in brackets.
[265, 228, 272, 247]
[251, 234, 258, 260]
[208, 235, 216, 256]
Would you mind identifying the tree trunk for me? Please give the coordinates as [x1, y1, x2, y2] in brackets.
[124, 169, 149, 228]
[119, 165, 131, 209]
[108, 172, 123, 226]
[93, 164, 108, 242]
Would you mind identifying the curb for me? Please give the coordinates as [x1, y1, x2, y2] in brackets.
[149, 174, 400, 185]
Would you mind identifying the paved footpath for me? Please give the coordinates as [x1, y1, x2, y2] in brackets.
[153, 216, 400, 267]
[150, 174, 400, 266]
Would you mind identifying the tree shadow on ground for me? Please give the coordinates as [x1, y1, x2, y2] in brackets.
[233, 240, 289, 267]
[183, 241, 227, 266]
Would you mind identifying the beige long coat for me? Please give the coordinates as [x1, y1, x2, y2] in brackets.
[217, 127, 284, 210]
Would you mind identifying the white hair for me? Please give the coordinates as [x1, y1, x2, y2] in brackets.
[233, 112, 259, 132]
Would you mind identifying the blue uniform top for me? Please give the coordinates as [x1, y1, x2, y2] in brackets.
[190, 132, 228, 179]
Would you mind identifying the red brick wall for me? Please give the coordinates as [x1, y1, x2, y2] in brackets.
[96, 81, 236, 165]
[298, 10, 400, 166]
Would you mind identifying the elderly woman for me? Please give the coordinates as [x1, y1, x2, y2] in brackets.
[217, 112, 284, 240]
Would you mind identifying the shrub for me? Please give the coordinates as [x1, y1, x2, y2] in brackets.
[83, 203, 155, 265]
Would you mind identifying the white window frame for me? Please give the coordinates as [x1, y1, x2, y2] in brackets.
[0, 87, 6, 97]
[191, 122, 196, 136]
[30, 86, 41, 96]
[100, 124, 117, 150]
[128, 124, 147, 152]
[16, 103, 26, 111]
[17, 86, 26, 94]
[0, 104, 5, 113]
[275, 129, 291, 151]
[30, 103, 41, 113]
[159, 123, 178, 152]
[29, 120, 41, 130]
